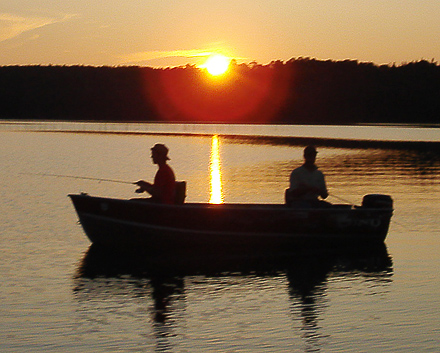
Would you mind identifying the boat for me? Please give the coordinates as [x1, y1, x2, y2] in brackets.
[69, 192, 393, 251]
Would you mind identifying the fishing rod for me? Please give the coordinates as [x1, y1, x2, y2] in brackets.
[25, 172, 364, 206]
[21, 172, 135, 185]
[328, 193, 356, 205]
[330, 190, 411, 231]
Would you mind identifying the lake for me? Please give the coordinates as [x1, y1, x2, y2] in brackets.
[0, 123, 439, 352]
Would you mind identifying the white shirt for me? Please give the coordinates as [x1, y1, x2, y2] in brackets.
[289, 165, 327, 200]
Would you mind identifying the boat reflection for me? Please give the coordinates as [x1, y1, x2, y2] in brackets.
[75, 244, 393, 280]
[74, 244, 392, 349]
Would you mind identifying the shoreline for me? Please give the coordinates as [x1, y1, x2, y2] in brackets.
[1, 120, 439, 150]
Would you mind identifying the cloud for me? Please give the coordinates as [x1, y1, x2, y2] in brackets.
[119, 43, 247, 66]
[119, 49, 217, 65]
[0, 13, 75, 42]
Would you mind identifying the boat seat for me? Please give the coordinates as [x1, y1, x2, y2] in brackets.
[175, 181, 187, 204]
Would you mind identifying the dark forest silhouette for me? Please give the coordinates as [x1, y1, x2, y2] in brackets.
[0, 58, 439, 124]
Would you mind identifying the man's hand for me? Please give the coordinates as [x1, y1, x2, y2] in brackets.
[134, 180, 151, 193]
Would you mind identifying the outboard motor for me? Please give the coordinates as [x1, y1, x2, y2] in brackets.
[362, 194, 393, 209]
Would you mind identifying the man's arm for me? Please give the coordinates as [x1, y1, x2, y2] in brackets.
[318, 173, 328, 199]
[290, 183, 327, 198]
[135, 180, 154, 195]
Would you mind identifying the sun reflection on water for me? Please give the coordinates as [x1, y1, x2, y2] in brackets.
[209, 135, 223, 204]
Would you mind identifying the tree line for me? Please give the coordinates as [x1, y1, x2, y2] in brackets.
[0, 58, 439, 124]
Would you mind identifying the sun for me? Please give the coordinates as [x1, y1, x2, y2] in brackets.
[200, 54, 231, 76]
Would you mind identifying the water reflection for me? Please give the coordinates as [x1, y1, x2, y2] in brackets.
[73, 245, 393, 351]
[323, 149, 440, 179]
[209, 135, 223, 204]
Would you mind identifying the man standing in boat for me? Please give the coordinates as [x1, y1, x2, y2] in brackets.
[135, 143, 176, 204]
[286, 145, 329, 207]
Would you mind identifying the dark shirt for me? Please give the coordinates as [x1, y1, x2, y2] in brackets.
[154, 164, 176, 204]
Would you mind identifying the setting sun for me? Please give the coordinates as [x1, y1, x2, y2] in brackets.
[200, 54, 231, 76]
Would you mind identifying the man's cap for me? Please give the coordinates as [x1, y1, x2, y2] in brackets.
[151, 143, 170, 160]
[304, 145, 318, 156]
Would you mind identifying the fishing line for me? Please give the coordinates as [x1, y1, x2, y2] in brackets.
[21, 172, 134, 185]
[390, 219, 413, 231]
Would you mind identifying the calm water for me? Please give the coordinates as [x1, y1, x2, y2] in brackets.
[0, 124, 439, 352]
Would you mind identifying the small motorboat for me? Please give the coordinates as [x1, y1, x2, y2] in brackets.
[69, 192, 393, 252]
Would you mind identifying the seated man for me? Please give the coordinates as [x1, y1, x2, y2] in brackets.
[286, 145, 329, 207]
[135, 143, 176, 204]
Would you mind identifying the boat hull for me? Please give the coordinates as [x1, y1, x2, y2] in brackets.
[69, 194, 393, 251]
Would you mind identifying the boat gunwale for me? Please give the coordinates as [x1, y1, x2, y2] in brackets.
[69, 194, 394, 213]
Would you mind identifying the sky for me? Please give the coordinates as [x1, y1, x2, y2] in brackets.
[1, 0, 439, 67]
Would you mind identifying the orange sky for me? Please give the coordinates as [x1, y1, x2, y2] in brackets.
[1, 1, 439, 67]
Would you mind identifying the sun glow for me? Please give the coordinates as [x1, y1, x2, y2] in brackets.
[200, 54, 231, 76]
[209, 135, 223, 204]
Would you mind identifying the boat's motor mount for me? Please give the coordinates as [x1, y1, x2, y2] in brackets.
[362, 194, 393, 209]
